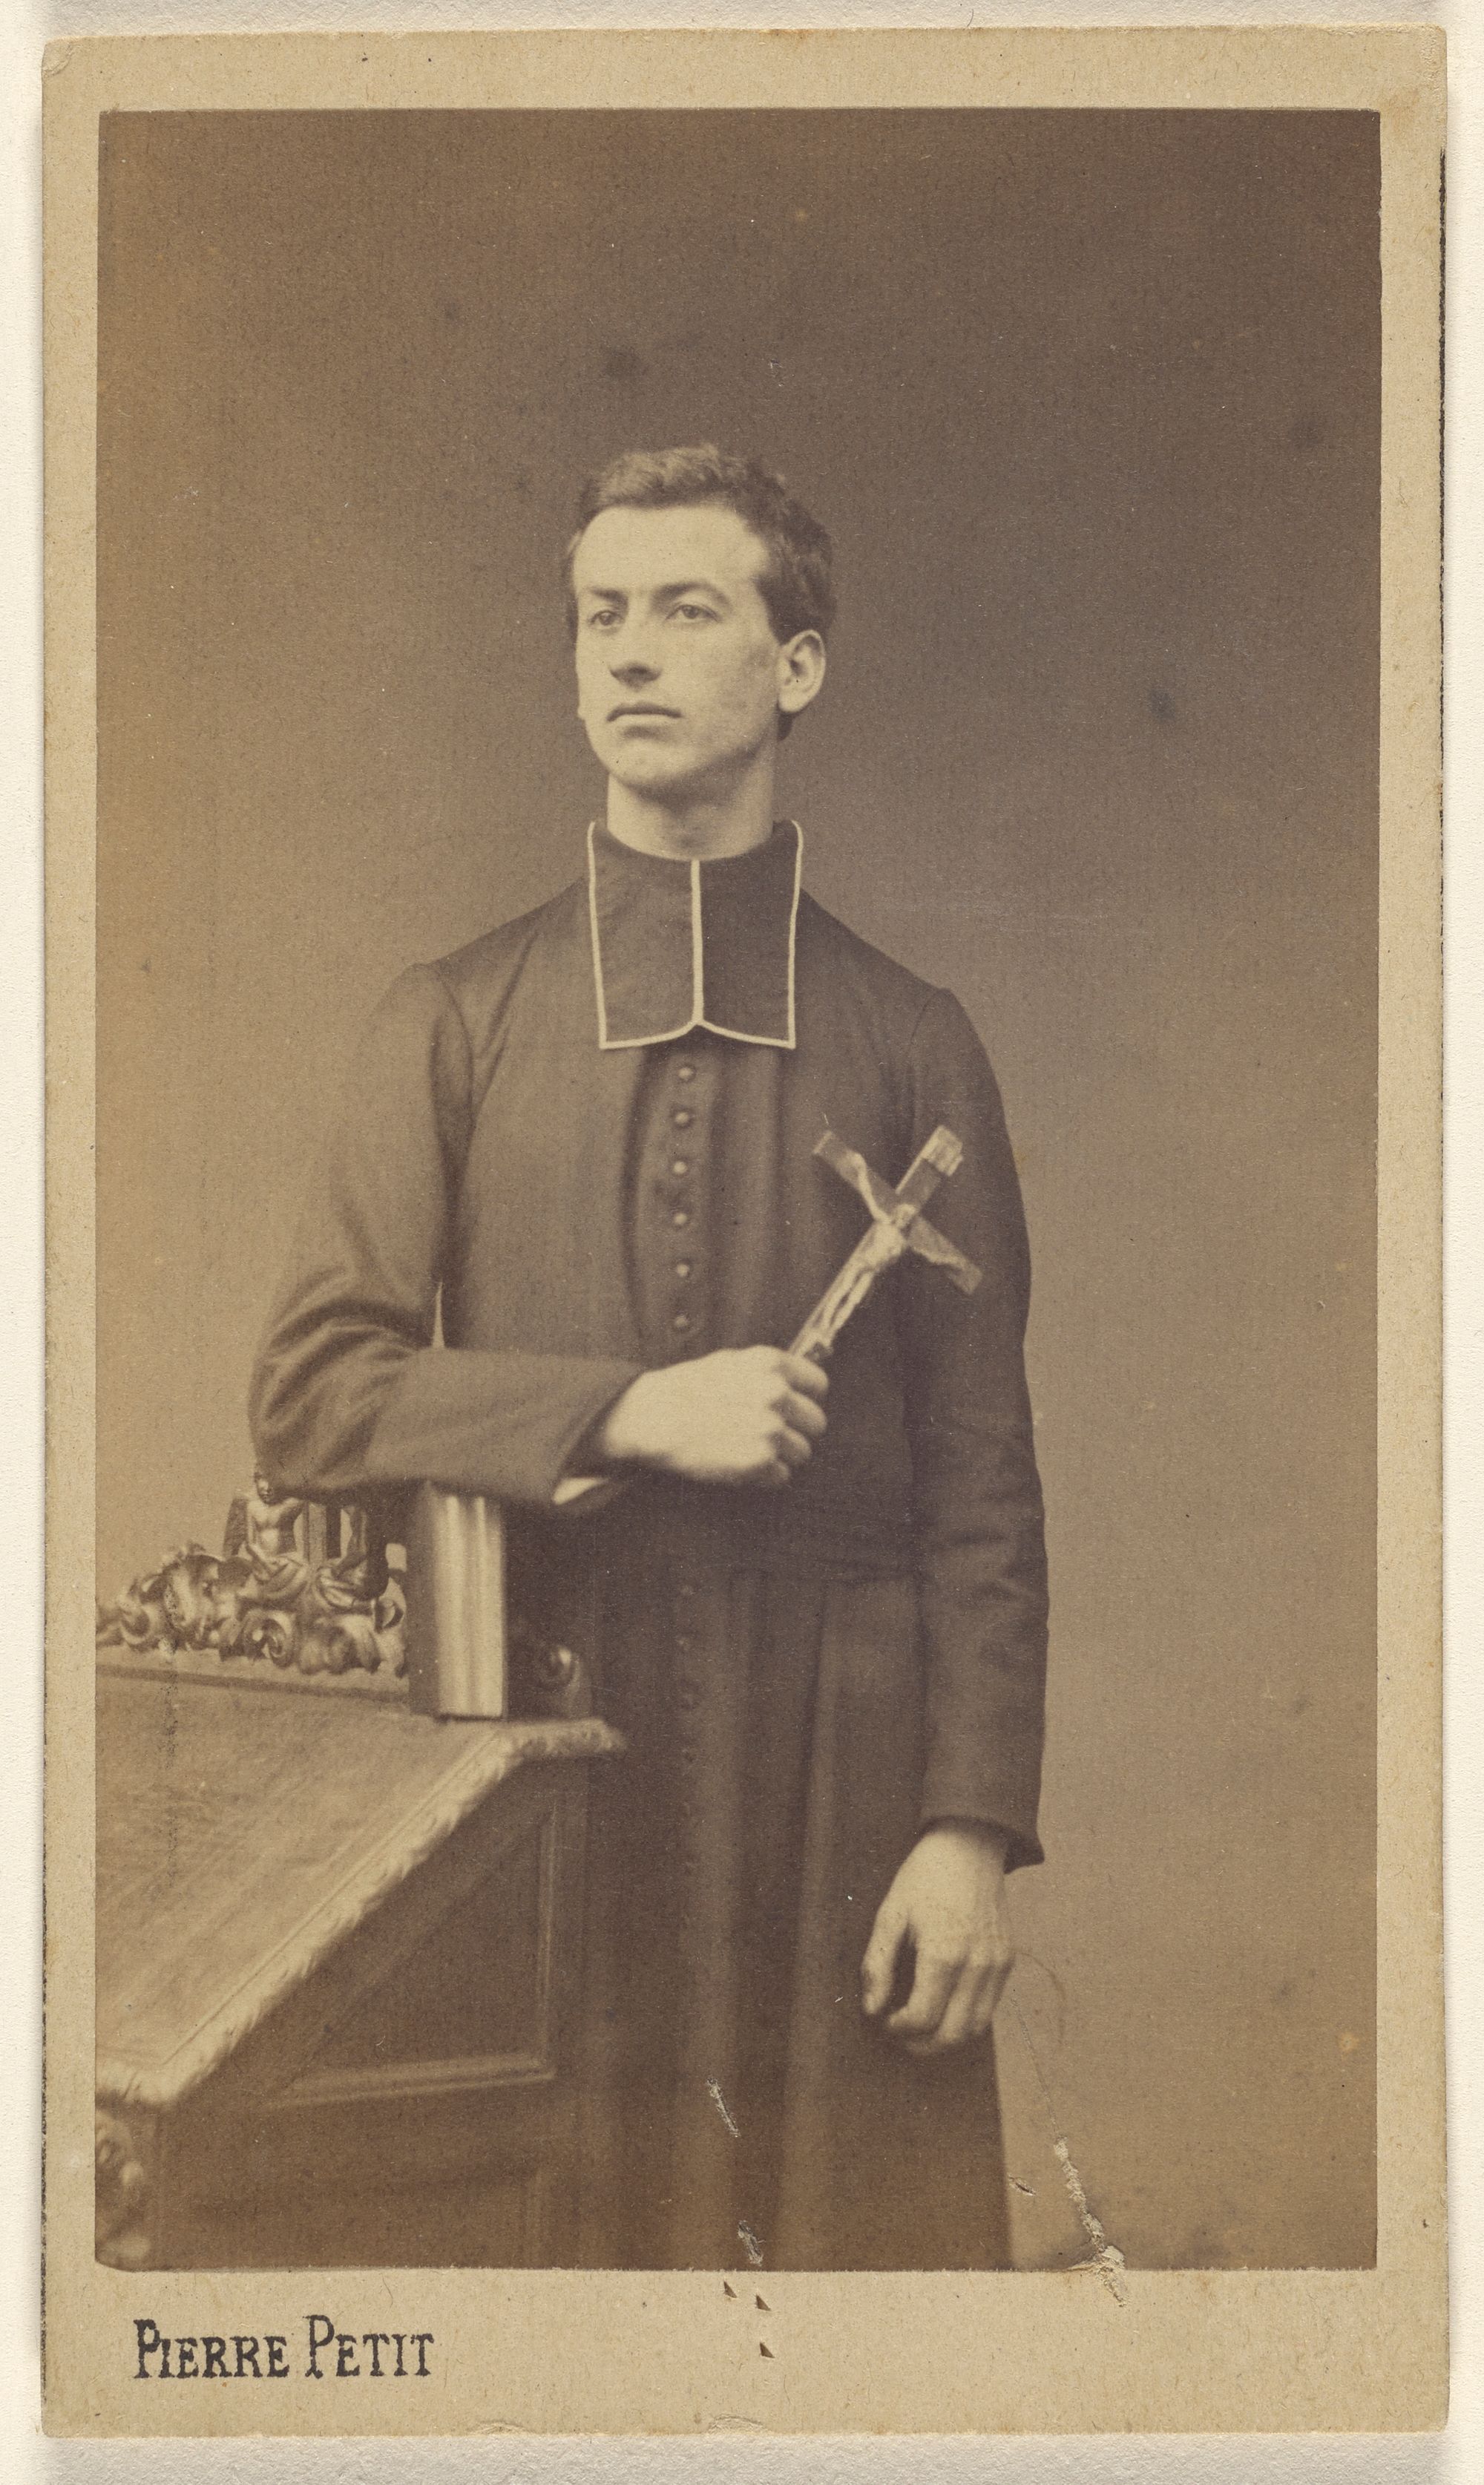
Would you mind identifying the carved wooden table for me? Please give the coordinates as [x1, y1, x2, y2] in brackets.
[95, 1668, 624, 2270]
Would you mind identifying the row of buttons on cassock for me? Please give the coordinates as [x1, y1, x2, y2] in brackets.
[669, 1057, 698, 1339]
[665, 1069, 703, 1881]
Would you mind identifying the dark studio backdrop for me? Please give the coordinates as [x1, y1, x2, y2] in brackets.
[96, 107, 1379, 2270]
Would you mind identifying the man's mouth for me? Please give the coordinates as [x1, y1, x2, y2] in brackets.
[609, 703, 680, 722]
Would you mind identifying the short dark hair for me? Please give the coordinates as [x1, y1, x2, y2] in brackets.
[565, 444, 835, 646]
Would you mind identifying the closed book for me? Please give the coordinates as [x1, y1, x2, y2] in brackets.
[404, 1484, 508, 1718]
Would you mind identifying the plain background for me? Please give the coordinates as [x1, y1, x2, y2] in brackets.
[6, 0, 1481, 2476]
[96, 103, 1377, 2275]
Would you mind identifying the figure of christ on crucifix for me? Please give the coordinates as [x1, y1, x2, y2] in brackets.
[250, 448, 1049, 2270]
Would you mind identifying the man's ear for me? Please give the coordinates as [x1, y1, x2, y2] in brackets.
[777, 630, 827, 720]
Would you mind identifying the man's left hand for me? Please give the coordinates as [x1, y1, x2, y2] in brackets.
[860, 1819, 1014, 2056]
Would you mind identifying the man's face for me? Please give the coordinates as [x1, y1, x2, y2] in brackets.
[571, 502, 821, 802]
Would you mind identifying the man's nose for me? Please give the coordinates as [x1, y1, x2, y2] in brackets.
[610, 648, 661, 685]
[603, 615, 663, 682]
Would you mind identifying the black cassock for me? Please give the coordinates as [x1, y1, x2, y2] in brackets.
[252, 822, 1049, 2270]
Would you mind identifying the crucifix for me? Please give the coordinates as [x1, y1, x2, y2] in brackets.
[789, 1124, 982, 1359]
[406, 1123, 979, 1717]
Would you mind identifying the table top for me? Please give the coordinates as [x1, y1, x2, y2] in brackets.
[95, 1673, 623, 2110]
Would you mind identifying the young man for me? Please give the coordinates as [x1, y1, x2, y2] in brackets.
[251, 447, 1048, 2270]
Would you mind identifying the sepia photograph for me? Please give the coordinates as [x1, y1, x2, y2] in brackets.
[42, 27, 1445, 2439]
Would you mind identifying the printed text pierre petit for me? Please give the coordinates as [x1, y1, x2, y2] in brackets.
[134, 2314, 433, 2380]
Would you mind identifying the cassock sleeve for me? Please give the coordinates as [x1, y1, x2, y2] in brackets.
[899, 986, 1050, 1870]
[249, 964, 643, 1507]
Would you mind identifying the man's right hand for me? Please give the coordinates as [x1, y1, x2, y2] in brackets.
[594, 1347, 828, 1488]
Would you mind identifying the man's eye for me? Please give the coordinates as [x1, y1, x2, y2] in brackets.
[586, 609, 620, 629]
[672, 603, 715, 623]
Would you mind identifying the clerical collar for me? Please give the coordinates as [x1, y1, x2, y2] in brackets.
[586, 818, 802, 1052]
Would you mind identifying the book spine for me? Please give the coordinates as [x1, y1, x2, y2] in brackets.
[404, 1486, 508, 1718]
